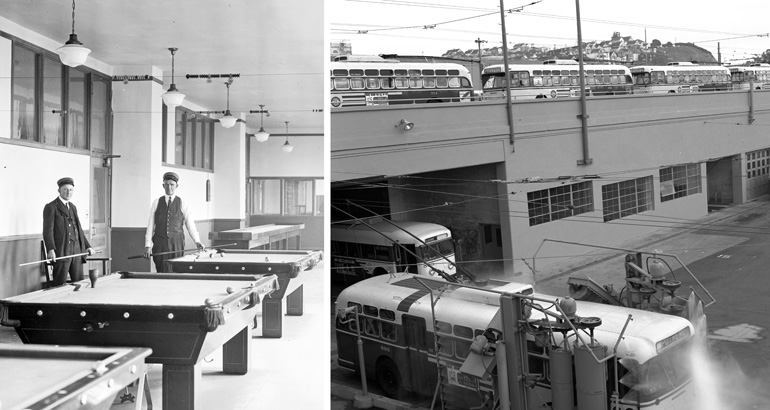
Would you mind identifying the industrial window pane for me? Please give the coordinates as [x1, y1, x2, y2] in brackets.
[68, 69, 87, 149]
[175, 109, 185, 164]
[12, 44, 37, 141]
[90, 77, 109, 152]
[602, 176, 654, 222]
[42, 56, 64, 146]
[660, 164, 701, 202]
[528, 182, 593, 226]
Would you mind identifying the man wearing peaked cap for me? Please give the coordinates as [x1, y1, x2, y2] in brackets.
[143, 172, 204, 272]
[43, 177, 94, 286]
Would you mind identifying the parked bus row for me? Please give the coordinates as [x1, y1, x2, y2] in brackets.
[330, 56, 770, 107]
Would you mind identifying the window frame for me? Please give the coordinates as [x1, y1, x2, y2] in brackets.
[602, 176, 655, 222]
[8, 36, 110, 152]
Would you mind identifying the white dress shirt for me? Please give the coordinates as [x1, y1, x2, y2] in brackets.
[144, 194, 202, 248]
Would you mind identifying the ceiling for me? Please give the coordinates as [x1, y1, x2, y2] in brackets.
[0, 0, 325, 134]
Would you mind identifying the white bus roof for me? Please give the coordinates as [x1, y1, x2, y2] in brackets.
[630, 65, 729, 72]
[483, 63, 631, 73]
[337, 274, 694, 365]
[333, 55, 393, 62]
[331, 61, 471, 73]
[331, 220, 453, 245]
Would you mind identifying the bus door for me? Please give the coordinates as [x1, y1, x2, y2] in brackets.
[396, 244, 418, 273]
[402, 315, 434, 397]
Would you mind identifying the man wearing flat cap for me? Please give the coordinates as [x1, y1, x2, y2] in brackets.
[43, 177, 94, 286]
[143, 172, 204, 272]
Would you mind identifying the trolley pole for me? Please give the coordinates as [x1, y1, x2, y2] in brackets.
[475, 38, 487, 78]
[574, 0, 592, 166]
[499, 0, 515, 150]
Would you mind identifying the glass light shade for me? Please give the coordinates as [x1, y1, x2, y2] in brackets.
[255, 127, 270, 142]
[219, 114, 237, 129]
[282, 140, 294, 153]
[162, 88, 185, 108]
[57, 42, 90, 67]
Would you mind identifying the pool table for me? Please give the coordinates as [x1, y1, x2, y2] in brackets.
[0, 344, 151, 410]
[165, 249, 323, 338]
[0, 272, 278, 410]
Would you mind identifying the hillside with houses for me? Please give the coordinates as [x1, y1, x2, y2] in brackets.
[442, 32, 718, 66]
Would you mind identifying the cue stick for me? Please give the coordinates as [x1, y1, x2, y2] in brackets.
[19, 250, 102, 267]
[126, 243, 238, 260]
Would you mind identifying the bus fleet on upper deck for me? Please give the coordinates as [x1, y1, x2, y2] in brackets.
[330, 56, 768, 106]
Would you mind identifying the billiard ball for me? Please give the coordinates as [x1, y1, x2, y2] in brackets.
[204, 298, 213, 305]
[226, 286, 235, 294]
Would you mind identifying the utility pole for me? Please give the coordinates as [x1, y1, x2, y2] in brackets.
[475, 38, 487, 77]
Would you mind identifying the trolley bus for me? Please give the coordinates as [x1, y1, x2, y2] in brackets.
[480, 60, 632, 100]
[630, 62, 731, 93]
[335, 274, 699, 410]
[729, 63, 770, 90]
[331, 220, 457, 285]
[330, 58, 474, 108]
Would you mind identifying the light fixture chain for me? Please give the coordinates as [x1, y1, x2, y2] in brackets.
[71, 0, 76, 34]
[171, 51, 175, 83]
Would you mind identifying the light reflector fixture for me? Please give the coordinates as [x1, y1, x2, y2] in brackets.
[56, 0, 90, 67]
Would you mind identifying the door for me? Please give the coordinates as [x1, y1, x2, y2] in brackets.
[88, 74, 112, 274]
[89, 156, 111, 274]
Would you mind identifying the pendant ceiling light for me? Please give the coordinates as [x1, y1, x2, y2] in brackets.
[282, 121, 294, 153]
[56, 0, 91, 67]
[219, 81, 238, 129]
[254, 105, 270, 142]
[162, 47, 185, 108]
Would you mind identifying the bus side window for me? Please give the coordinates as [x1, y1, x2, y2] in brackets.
[350, 78, 365, 90]
[365, 78, 380, 89]
[520, 72, 530, 86]
[436, 77, 448, 88]
[409, 77, 422, 88]
[363, 318, 380, 337]
[381, 77, 395, 90]
[381, 322, 397, 342]
[334, 78, 350, 90]
[424, 77, 436, 88]
[449, 77, 460, 88]
[460, 78, 471, 88]
[395, 77, 409, 89]
[347, 302, 362, 332]
[361, 244, 376, 260]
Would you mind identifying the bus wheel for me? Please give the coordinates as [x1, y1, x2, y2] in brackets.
[376, 358, 404, 399]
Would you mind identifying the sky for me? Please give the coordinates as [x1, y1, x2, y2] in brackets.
[330, 0, 770, 64]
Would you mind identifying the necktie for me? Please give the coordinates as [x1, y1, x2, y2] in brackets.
[167, 197, 171, 206]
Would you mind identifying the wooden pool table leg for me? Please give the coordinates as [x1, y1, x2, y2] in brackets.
[223, 325, 252, 374]
[286, 284, 303, 316]
[261, 297, 283, 338]
[162, 362, 201, 410]
[133, 365, 153, 410]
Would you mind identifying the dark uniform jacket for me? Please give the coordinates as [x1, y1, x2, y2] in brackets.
[43, 198, 91, 263]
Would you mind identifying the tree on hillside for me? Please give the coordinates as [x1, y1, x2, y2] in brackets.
[665, 41, 673, 47]
[756, 49, 770, 64]
[651, 39, 661, 48]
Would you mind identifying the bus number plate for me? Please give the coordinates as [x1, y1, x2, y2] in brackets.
[447, 367, 478, 390]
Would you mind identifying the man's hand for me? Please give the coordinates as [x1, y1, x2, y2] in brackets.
[86, 248, 95, 256]
[196, 242, 205, 251]
[47, 250, 56, 262]
[143, 247, 152, 259]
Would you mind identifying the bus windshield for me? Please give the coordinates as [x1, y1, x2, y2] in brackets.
[619, 338, 692, 402]
[417, 237, 455, 261]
